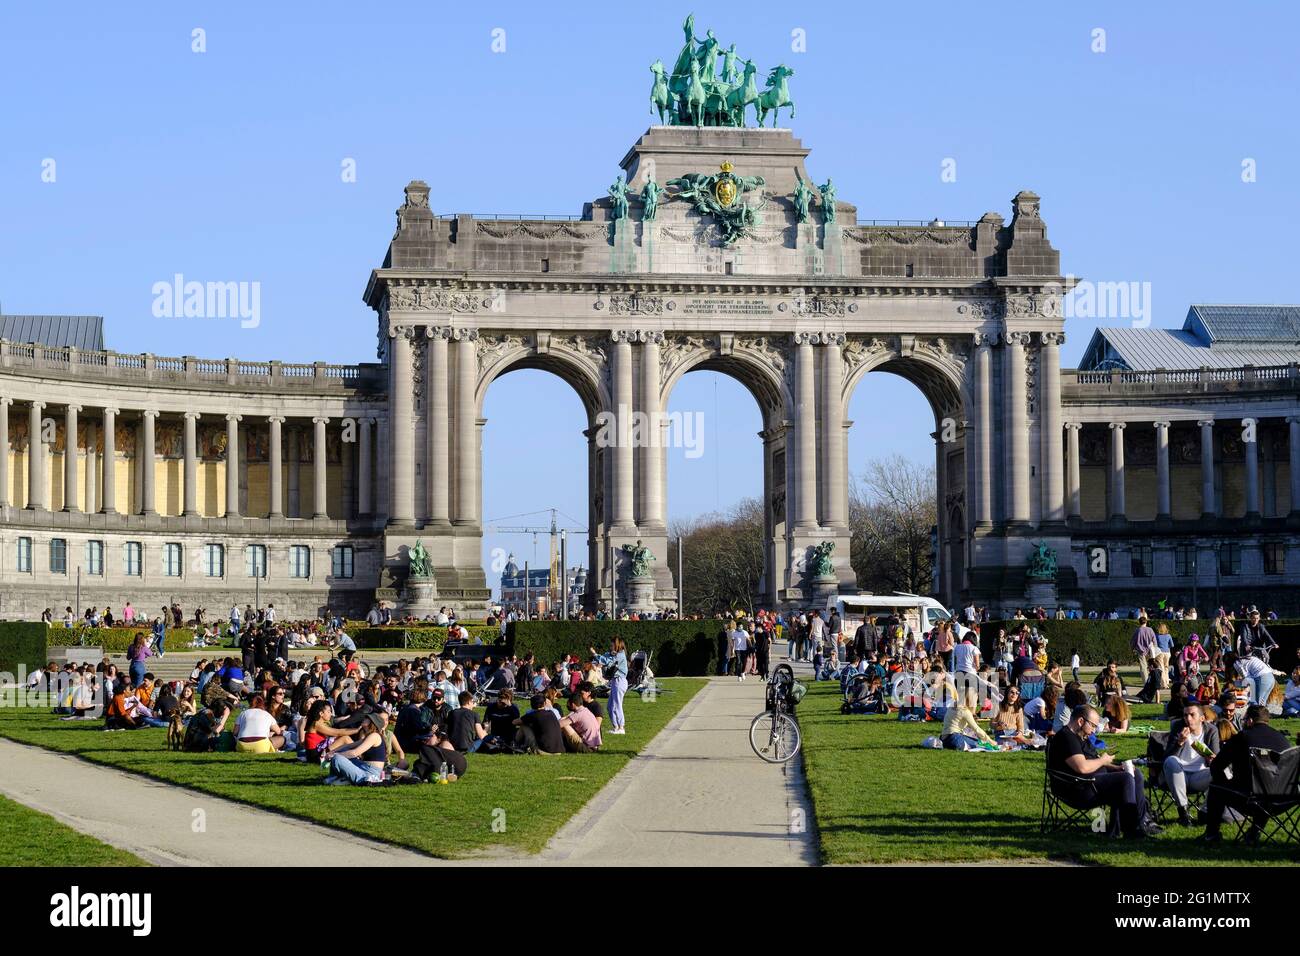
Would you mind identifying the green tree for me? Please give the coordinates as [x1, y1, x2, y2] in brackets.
[849, 455, 936, 596]
[669, 497, 765, 615]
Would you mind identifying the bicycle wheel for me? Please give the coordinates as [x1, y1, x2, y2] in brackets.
[749, 710, 801, 763]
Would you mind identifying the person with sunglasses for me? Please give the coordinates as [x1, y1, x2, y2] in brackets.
[1047, 704, 1161, 839]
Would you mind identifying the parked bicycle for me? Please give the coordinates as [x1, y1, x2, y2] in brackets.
[749, 663, 803, 763]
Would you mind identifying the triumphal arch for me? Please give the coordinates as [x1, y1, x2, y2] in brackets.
[364, 16, 1070, 614]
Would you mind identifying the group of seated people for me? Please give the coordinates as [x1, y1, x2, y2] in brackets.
[40, 645, 624, 787]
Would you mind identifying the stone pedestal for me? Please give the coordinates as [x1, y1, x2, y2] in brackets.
[1024, 578, 1058, 612]
[822, 222, 845, 276]
[402, 576, 440, 619]
[797, 221, 823, 275]
[625, 574, 656, 615]
[810, 572, 840, 608]
[611, 218, 637, 273]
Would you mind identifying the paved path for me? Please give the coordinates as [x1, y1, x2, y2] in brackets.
[539, 673, 817, 866]
[0, 672, 817, 867]
[0, 738, 457, 867]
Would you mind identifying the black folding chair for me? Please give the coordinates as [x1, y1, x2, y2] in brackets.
[1209, 746, 1300, 846]
[1146, 730, 1208, 822]
[1040, 747, 1108, 835]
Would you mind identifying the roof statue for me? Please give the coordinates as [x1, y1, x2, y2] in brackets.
[653, 13, 795, 127]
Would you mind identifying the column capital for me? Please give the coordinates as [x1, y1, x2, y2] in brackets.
[1197, 418, 1215, 428]
[1288, 416, 1300, 426]
[812, 331, 846, 346]
[1039, 331, 1066, 347]
[633, 329, 665, 344]
[312, 416, 330, 425]
[183, 411, 201, 421]
[791, 331, 818, 347]
[1108, 421, 1127, 431]
[29, 399, 45, 410]
[610, 330, 637, 344]
[65, 404, 82, 414]
[972, 331, 996, 348]
[0, 397, 11, 407]
[1065, 421, 1084, 431]
[267, 415, 286, 424]
[225, 413, 243, 423]
[1153, 420, 1171, 429]
[141, 408, 159, 419]
[1003, 330, 1032, 347]
[449, 327, 480, 342]
[103, 406, 119, 416]
[423, 325, 453, 339]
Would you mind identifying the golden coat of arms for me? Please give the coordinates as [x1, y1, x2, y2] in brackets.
[713, 161, 738, 207]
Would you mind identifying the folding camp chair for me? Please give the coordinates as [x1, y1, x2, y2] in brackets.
[1145, 730, 1209, 823]
[1209, 746, 1300, 846]
[1040, 745, 1108, 835]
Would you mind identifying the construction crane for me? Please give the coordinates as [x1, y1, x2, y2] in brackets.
[483, 509, 587, 613]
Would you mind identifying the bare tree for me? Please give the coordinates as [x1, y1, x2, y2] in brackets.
[669, 497, 765, 615]
[849, 455, 937, 595]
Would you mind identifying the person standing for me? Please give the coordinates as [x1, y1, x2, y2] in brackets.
[753, 618, 770, 681]
[1131, 616, 1157, 681]
[731, 623, 750, 683]
[126, 633, 151, 688]
[592, 637, 629, 735]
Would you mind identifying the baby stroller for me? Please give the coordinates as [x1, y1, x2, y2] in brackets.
[628, 649, 668, 695]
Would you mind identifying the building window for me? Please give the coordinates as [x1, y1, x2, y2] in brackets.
[50, 538, 67, 575]
[1131, 545, 1154, 578]
[163, 543, 183, 577]
[123, 542, 142, 577]
[1174, 545, 1196, 577]
[1263, 542, 1285, 575]
[17, 537, 32, 573]
[245, 544, 267, 579]
[204, 543, 225, 578]
[1218, 544, 1241, 577]
[289, 545, 311, 579]
[332, 545, 354, 579]
[1086, 545, 1108, 578]
[85, 540, 104, 576]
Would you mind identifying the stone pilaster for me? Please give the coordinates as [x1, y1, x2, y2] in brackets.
[1243, 417, 1260, 518]
[358, 416, 372, 517]
[637, 330, 664, 531]
[63, 404, 80, 513]
[818, 332, 847, 529]
[182, 411, 200, 517]
[452, 328, 480, 527]
[0, 398, 11, 509]
[1066, 422, 1082, 519]
[610, 330, 635, 531]
[792, 332, 818, 531]
[1038, 332, 1064, 524]
[267, 415, 284, 518]
[225, 414, 241, 517]
[101, 407, 117, 515]
[973, 333, 994, 527]
[1002, 331, 1030, 525]
[140, 409, 157, 516]
[388, 324, 416, 525]
[1108, 421, 1126, 520]
[1199, 418, 1216, 519]
[312, 416, 329, 518]
[426, 327, 451, 525]
[1154, 420, 1171, 519]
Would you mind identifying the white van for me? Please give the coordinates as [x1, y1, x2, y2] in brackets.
[834, 593, 968, 640]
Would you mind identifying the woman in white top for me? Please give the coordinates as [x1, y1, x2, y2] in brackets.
[731, 627, 750, 683]
[234, 693, 283, 754]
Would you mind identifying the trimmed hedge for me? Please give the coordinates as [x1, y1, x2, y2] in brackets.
[0, 622, 48, 677]
[46, 626, 150, 653]
[349, 625, 501, 650]
[505, 621, 721, 677]
[981, 619, 1300, 669]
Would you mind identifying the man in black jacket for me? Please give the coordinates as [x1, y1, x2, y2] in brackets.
[1201, 704, 1291, 844]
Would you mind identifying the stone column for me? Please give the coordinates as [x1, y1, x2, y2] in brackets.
[1289, 416, 1300, 517]
[63, 404, 80, 512]
[792, 333, 818, 530]
[1002, 332, 1030, 525]
[1199, 418, 1216, 519]
[140, 410, 157, 516]
[83, 421, 96, 513]
[100, 407, 118, 514]
[182, 411, 200, 516]
[426, 328, 450, 524]
[1066, 422, 1082, 519]
[1108, 422, 1126, 520]
[388, 326, 415, 524]
[312, 416, 329, 518]
[1243, 417, 1260, 518]
[973, 334, 993, 527]
[1039, 332, 1065, 523]
[358, 416, 372, 516]
[225, 414, 241, 517]
[453, 330, 479, 527]
[27, 401, 44, 510]
[1154, 420, 1171, 519]
[0, 398, 10, 508]
[287, 426, 301, 517]
[639, 331, 664, 530]
[819, 333, 847, 528]
[610, 331, 635, 530]
[267, 415, 284, 518]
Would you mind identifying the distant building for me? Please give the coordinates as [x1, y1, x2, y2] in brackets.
[499, 554, 586, 615]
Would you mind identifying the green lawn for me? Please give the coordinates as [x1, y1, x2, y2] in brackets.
[0, 680, 704, 858]
[799, 678, 1300, 866]
[0, 793, 147, 867]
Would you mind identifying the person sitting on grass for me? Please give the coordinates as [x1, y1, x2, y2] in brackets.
[323, 711, 389, 785]
[183, 701, 231, 752]
[560, 693, 602, 753]
[1023, 683, 1058, 736]
[1201, 704, 1291, 845]
[234, 693, 284, 754]
[1047, 704, 1160, 840]
[1101, 693, 1131, 733]
[1094, 661, 1125, 705]
[481, 688, 520, 753]
[940, 686, 997, 750]
[990, 685, 1033, 746]
[516, 693, 565, 754]
[301, 697, 354, 763]
[1282, 666, 1300, 718]
[445, 691, 487, 754]
[1053, 683, 1089, 734]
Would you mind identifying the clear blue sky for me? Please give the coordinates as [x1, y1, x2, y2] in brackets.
[3, 2, 1297, 590]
